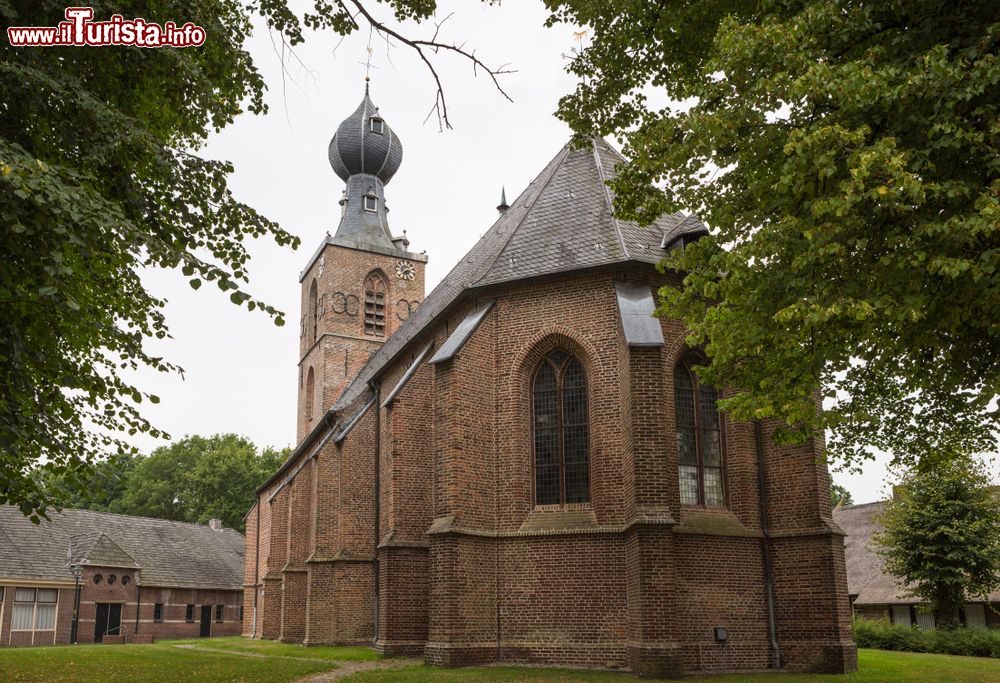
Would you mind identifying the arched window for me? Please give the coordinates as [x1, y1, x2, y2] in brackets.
[533, 350, 589, 505]
[364, 272, 387, 337]
[674, 356, 725, 506]
[305, 367, 315, 423]
[308, 279, 318, 345]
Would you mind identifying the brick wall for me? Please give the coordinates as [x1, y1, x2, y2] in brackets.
[0, 571, 242, 646]
[131, 586, 243, 641]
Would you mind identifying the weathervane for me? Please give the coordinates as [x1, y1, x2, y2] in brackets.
[561, 30, 590, 85]
[360, 24, 377, 92]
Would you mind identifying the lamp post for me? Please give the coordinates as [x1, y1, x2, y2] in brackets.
[70, 564, 82, 644]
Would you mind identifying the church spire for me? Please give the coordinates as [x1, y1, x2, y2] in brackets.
[327, 87, 404, 253]
[497, 186, 509, 215]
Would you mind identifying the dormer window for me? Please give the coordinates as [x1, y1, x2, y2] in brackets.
[370, 117, 384, 134]
[363, 195, 377, 212]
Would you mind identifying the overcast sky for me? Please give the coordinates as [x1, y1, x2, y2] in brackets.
[128, 1, 896, 503]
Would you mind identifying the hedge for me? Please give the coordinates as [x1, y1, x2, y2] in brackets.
[854, 618, 1000, 658]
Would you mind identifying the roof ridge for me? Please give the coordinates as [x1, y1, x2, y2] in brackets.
[591, 138, 629, 259]
[61, 507, 239, 534]
[470, 144, 572, 288]
[836, 500, 886, 511]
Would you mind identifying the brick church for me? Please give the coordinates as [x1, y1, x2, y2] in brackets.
[243, 88, 857, 677]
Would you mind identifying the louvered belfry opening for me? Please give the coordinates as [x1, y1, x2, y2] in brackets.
[364, 273, 387, 337]
[533, 349, 590, 506]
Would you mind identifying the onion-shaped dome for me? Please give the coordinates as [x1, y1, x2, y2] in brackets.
[328, 89, 403, 185]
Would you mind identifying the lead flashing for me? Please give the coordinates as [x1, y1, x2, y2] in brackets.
[615, 281, 664, 347]
[429, 300, 495, 364]
[333, 396, 376, 444]
[381, 342, 433, 408]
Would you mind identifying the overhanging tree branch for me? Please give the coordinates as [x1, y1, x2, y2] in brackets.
[345, 0, 514, 130]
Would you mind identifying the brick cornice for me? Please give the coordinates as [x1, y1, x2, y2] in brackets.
[304, 552, 374, 564]
[768, 522, 846, 538]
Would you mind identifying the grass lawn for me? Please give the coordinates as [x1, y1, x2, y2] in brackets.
[2, 642, 999, 682]
[342, 649, 1000, 682]
[166, 636, 381, 661]
[0, 638, 340, 682]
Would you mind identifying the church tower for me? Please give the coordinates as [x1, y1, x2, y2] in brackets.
[296, 86, 426, 440]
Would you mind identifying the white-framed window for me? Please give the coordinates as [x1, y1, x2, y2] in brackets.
[890, 605, 912, 628]
[12, 587, 57, 631]
[363, 195, 377, 212]
[964, 603, 987, 628]
[914, 609, 935, 630]
[370, 117, 384, 134]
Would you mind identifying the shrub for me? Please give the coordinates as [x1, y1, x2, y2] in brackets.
[854, 617, 1000, 658]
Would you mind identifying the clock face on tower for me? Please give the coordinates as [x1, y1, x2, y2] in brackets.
[395, 260, 415, 281]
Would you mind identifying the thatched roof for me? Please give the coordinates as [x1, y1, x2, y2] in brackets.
[832, 500, 1000, 605]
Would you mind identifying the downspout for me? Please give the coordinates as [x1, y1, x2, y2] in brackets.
[371, 381, 382, 646]
[252, 498, 260, 638]
[70, 567, 81, 644]
[494, 323, 501, 662]
[754, 420, 781, 669]
[135, 582, 141, 636]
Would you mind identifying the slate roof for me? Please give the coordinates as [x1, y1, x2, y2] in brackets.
[833, 501, 1000, 605]
[328, 88, 403, 185]
[0, 505, 244, 590]
[331, 137, 707, 414]
[68, 532, 138, 569]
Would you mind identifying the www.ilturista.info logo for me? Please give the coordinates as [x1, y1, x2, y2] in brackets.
[7, 7, 206, 47]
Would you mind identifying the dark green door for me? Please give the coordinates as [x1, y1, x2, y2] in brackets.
[94, 603, 121, 642]
[199, 605, 212, 637]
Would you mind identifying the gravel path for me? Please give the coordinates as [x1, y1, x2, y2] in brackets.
[170, 642, 420, 681]
[292, 657, 422, 682]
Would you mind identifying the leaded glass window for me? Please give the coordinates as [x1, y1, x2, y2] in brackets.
[533, 350, 589, 505]
[364, 273, 387, 337]
[674, 356, 725, 506]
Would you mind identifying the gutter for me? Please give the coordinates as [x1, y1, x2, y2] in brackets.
[754, 420, 781, 670]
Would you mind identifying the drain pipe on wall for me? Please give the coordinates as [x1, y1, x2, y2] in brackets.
[252, 500, 260, 638]
[371, 381, 382, 646]
[754, 420, 781, 670]
[70, 565, 82, 643]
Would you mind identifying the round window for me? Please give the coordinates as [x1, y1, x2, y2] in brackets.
[93, 573, 103, 584]
[108, 574, 117, 585]
[121, 575, 131, 586]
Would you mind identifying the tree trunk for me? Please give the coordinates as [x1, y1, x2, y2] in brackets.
[936, 586, 962, 629]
